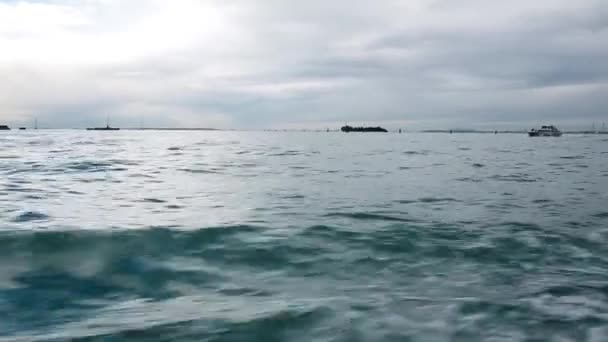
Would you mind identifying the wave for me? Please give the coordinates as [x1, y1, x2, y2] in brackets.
[141, 198, 167, 203]
[418, 197, 458, 203]
[279, 194, 306, 199]
[0, 226, 262, 299]
[402, 150, 430, 156]
[531, 199, 553, 204]
[1, 296, 329, 342]
[57, 160, 137, 173]
[592, 212, 608, 219]
[179, 168, 222, 174]
[269, 150, 303, 157]
[0, 223, 378, 286]
[0, 225, 344, 340]
[394, 199, 418, 204]
[1, 216, 606, 340]
[165, 205, 184, 209]
[455, 177, 483, 183]
[489, 173, 537, 183]
[12, 211, 49, 223]
[323, 212, 414, 222]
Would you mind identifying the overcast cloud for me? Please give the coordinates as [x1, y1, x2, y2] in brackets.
[0, 0, 607, 129]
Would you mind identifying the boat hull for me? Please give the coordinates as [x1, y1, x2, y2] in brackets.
[528, 131, 562, 137]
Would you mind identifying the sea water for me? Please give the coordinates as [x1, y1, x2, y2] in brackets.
[1, 130, 607, 341]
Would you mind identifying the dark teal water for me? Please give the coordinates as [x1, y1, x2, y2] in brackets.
[1, 131, 607, 341]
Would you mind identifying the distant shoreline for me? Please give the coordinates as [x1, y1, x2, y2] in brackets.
[2, 127, 607, 134]
[121, 128, 220, 131]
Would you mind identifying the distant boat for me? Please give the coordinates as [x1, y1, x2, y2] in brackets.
[341, 125, 387, 133]
[87, 125, 120, 131]
[19, 127, 26, 130]
[0, 125, 10, 130]
[87, 116, 119, 131]
[528, 125, 562, 137]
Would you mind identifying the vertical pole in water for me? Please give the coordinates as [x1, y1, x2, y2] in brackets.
[34, 118, 38, 130]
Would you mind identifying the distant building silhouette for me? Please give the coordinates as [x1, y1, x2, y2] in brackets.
[341, 125, 387, 133]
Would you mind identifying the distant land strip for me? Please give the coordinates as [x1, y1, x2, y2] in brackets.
[122, 128, 221, 131]
[2, 127, 607, 134]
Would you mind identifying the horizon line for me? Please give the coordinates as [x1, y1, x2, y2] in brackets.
[2, 127, 607, 134]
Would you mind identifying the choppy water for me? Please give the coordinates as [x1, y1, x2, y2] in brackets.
[1, 130, 608, 341]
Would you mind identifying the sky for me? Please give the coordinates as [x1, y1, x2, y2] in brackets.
[0, 0, 607, 130]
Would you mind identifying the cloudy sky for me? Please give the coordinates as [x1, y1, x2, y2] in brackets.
[0, 0, 607, 129]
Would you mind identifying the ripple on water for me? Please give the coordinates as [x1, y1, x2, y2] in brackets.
[279, 194, 306, 199]
[324, 212, 414, 222]
[592, 212, 608, 219]
[22, 195, 45, 200]
[12, 211, 49, 222]
[418, 197, 458, 203]
[489, 173, 537, 183]
[61, 161, 133, 173]
[402, 150, 429, 156]
[142, 198, 167, 203]
[531, 199, 552, 204]
[129, 173, 154, 178]
[394, 200, 418, 204]
[166, 205, 184, 209]
[180, 168, 223, 174]
[4, 184, 40, 193]
[455, 177, 483, 183]
[268, 150, 303, 157]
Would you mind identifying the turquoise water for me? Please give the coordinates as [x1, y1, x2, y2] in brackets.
[1, 131, 607, 341]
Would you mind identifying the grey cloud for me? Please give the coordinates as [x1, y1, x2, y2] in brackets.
[0, 0, 607, 129]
